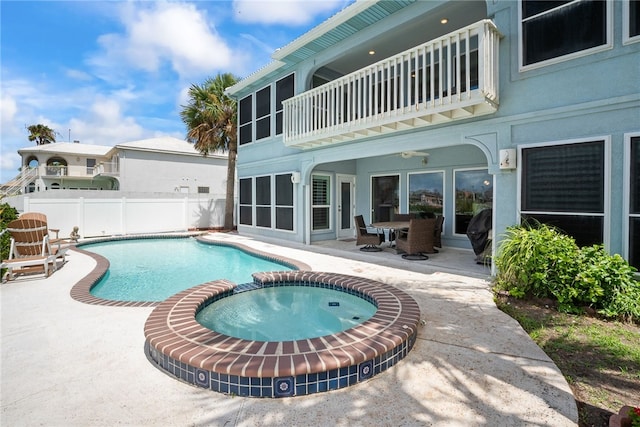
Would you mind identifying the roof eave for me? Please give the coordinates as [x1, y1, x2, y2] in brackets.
[225, 0, 379, 97]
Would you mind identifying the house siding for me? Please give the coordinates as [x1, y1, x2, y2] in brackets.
[229, 0, 640, 268]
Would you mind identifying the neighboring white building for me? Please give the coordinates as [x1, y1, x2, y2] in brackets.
[6, 136, 227, 195]
[1, 137, 231, 237]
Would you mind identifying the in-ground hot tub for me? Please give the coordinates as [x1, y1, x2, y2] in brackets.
[144, 271, 421, 398]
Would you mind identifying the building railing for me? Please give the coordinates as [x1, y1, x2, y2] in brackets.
[283, 19, 501, 148]
[93, 161, 119, 176]
[43, 165, 67, 176]
[0, 168, 38, 197]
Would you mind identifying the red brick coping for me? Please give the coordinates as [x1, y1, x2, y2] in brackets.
[143, 271, 421, 397]
[69, 235, 311, 307]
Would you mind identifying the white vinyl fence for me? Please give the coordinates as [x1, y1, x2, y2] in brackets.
[17, 195, 230, 239]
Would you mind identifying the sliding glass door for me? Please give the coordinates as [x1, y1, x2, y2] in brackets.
[371, 175, 399, 223]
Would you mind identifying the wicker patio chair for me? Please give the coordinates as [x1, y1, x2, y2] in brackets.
[388, 213, 414, 242]
[396, 218, 436, 260]
[354, 215, 384, 252]
[434, 215, 444, 248]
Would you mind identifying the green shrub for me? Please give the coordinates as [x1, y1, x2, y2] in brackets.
[1, 202, 19, 263]
[494, 222, 640, 322]
[494, 222, 579, 299]
[574, 245, 640, 321]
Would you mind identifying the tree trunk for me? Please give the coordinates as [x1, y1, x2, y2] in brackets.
[223, 146, 237, 230]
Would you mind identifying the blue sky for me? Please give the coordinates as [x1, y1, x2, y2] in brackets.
[0, 0, 353, 182]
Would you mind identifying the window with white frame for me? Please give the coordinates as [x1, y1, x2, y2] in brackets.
[255, 175, 271, 228]
[239, 96, 252, 145]
[276, 74, 294, 135]
[275, 173, 294, 231]
[454, 169, 492, 234]
[255, 86, 271, 140]
[408, 172, 444, 217]
[624, 0, 640, 43]
[237, 74, 295, 145]
[629, 136, 640, 269]
[238, 174, 295, 231]
[371, 175, 399, 223]
[312, 175, 331, 231]
[521, 139, 605, 247]
[239, 177, 252, 225]
[520, 0, 610, 69]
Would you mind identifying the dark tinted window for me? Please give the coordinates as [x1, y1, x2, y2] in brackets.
[522, 141, 604, 212]
[522, 0, 607, 65]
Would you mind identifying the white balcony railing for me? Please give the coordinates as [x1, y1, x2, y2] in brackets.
[42, 165, 67, 177]
[93, 161, 119, 176]
[283, 20, 501, 148]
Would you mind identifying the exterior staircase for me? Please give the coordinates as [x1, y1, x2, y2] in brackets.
[0, 168, 37, 198]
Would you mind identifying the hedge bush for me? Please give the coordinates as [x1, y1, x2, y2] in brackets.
[494, 222, 640, 322]
[1, 203, 19, 264]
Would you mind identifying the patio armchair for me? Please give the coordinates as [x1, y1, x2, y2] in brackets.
[1, 217, 64, 281]
[354, 215, 385, 252]
[395, 218, 436, 260]
[388, 213, 414, 243]
[18, 212, 68, 261]
[434, 215, 444, 248]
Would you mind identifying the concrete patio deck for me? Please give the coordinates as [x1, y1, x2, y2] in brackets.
[0, 232, 578, 426]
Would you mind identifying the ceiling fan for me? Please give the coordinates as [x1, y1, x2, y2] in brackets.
[400, 151, 429, 159]
[397, 151, 430, 165]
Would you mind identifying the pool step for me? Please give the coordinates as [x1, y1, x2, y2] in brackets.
[234, 282, 263, 294]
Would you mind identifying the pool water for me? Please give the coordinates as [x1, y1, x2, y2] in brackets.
[196, 286, 377, 341]
[86, 238, 293, 302]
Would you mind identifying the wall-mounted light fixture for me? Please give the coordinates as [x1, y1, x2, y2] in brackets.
[499, 149, 516, 169]
[291, 172, 301, 184]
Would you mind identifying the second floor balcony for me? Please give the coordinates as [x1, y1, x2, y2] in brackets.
[93, 161, 119, 177]
[283, 20, 501, 149]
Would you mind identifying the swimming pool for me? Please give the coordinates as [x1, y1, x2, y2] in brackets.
[71, 235, 421, 398]
[196, 285, 377, 341]
[144, 270, 421, 398]
[83, 237, 295, 302]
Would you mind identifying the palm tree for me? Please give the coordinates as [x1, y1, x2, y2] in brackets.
[27, 124, 56, 145]
[181, 73, 239, 231]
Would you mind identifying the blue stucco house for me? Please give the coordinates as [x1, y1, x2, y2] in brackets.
[226, 0, 640, 270]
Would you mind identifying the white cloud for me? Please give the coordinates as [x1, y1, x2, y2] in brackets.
[64, 68, 94, 81]
[91, 2, 233, 80]
[233, 0, 346, 25]
[1, 93, 18, 131]
[65, 97, 144, 145]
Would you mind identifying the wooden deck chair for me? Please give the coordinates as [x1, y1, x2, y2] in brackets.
[1, 218, 61, 281]
[18, 212, 66, 260]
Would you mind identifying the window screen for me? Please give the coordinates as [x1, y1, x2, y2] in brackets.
[239, 96, 253, 145]
[255, 176, 271, 227]
[630, 0, 640, 38]
[276, 74, 294, 135]
[522, 0, 607, 66]
[275, 173, 294, 231]
[521, 140, 605, 246]
[239, 178, 252, 225]
[522, 141, 604, 213]
[629, 137, 640, 269]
